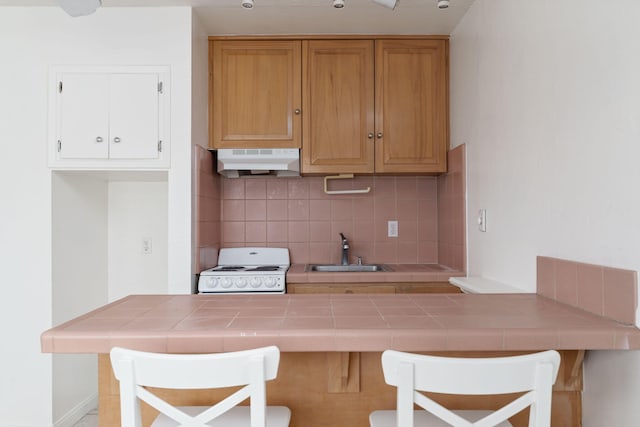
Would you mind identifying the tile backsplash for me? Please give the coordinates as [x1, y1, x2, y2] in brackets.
[220, 175, 439, 265]
[438, 145, 465, 271]
[195, 145, 467, 269]
[194, 145, 221, 273]
[537, 256, 638, 325]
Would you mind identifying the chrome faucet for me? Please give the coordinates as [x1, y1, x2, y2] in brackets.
[339, 233, 350, 266]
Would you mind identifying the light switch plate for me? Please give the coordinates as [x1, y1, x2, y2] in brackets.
[478, 209, 486, 232]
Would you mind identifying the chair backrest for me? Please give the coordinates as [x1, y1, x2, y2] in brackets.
[381, 349, 561, 427]
[110, 345, 281, 427]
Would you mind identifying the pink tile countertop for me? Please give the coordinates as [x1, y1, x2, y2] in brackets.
[41, 293, 640, 355]
[286, 263, 465, 283]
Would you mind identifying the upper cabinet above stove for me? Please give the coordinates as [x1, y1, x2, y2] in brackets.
[210, 40, 302, 150]
[208, 37, 449, 175]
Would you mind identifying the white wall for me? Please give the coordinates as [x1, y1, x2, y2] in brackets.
[108, 180, 169, 301]
[450, 1, 640, 425]
[51, 172, 108, 425]
[0, 7, 194, 426]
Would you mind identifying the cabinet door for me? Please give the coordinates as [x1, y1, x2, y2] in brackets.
[302, 40, 375, 174]
[108, 74, 160, 160]
[58, 74, 109, 159]
[375, 40, 448, 173]
[211, 40, 301, 149]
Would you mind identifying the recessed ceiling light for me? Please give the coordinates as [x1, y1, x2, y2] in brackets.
[437, 0, 450, 9]
[333, 0, 345, 8]
[58, 0, 101, 17]
[371, 0, 397, 10]
[242, 0, 254, 9]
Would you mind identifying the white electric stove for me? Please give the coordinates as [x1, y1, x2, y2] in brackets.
[197, 247, 290, 294]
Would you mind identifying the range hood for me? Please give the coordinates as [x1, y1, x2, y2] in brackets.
[216, 148, 300, 178]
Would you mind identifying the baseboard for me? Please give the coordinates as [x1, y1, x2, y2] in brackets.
[54, 393, 98, 427]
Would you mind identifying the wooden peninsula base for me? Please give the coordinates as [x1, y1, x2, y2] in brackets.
[98, 350, 583, 427]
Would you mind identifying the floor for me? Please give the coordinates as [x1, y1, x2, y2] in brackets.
[72, 408, 98, 427]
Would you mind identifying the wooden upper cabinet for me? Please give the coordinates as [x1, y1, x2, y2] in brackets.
[209, 37, 448, 173]
[375, 39, 448, 173]
[210, 40, 302, 149]
[302, 40, 375, 174]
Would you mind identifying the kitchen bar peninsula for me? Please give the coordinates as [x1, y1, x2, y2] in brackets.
[42, 294, 640, 427]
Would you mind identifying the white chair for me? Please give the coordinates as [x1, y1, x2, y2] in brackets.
[110, 345, 291, 427]
[370, 350, 561, 427]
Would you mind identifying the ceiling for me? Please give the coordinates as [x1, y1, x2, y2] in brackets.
[1, 0, 476, 35]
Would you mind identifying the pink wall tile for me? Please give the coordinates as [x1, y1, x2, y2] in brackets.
[288, 221, 310, 242]
[245, 200, 266, 221]
[603, 267, 638, 325]
[267, 222, 288, 243]
[436, 144, 465, 271]
[212, 151, 465, 268]
[537, 256, 637, 325]
[331, 199, 353, 221]
[309, 221, 332, 242]
[194, 146, 221, 274]
[223, 222, 245, 243]
[353, 198, 374, 221]
[536, 257, 556, 299]
[396, 177, 418, 200]
[288, 199, 310, 220]
[266, 200, 288, 221]
[330, 221, 353, 242]
[245, 222, 266, 243]
[577, 263, 604, 316]
[353, 221, 375, 243]
[245, 179, 266, 199]
[309, 199, 331, 220]
[397, 199, 418, 221]
[555, 259, 578, 306]
[223, 200, 245, 221]
[288, 243, 309, 264]
[288, 179, 309, 199]
[223, 178, 245, 199]
[417, 177, 438, 199]
[266, 179, 288, 199]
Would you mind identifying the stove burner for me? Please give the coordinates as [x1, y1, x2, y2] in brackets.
[246, 266, 281, 272]
[215, 266, 245, 271]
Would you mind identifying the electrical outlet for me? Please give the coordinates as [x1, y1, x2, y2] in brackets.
[388, 220, 398, 237]
[142, 237, 152, 254]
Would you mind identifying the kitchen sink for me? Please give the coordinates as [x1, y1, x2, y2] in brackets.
[305, 264, 391, 273]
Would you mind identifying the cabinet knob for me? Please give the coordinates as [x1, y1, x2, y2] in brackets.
[96, 136, 103, 143]
[367, 133, 374, 139]
[294, 108, 301, 115]
[113, 137, 121, 143]
[376, 132, 383, 139]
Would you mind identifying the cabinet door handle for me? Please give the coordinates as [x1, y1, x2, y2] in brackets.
[376, 132, 383, 139]
[294, 108, 301, 115]
[96, 136, 103, 143]
[113, 137, 121, 143]
[367, 133, 374, 139]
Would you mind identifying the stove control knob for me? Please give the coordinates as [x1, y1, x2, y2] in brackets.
[265, 277, 277, 288]
[249, 277, 262, 288]
[221, 277, 233, 288]
[207, 277, 218, 288]
[236, 277, 247, 288]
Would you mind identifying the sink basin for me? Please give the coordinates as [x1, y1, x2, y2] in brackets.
[306, 264, 391, 273]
